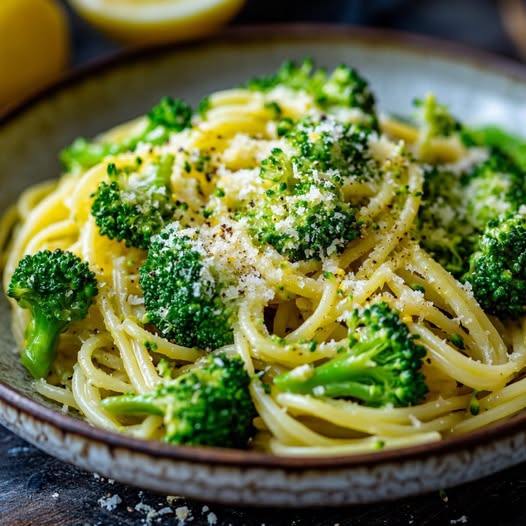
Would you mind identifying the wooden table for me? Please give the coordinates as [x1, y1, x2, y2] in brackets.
[2, 422, 526, 525]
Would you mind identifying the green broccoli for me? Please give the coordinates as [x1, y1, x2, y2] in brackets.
[464, 212, 526, 318]
[139, 223, 235, 350]
[461, 125, 526, 170]
[61, 97, 193, 173]
[416, 150, 526, 278]
[7, 249, 98, 378]
[274, 302, 428, 407]
[248, 182, 361, 262]
[414, 93, 461, 143]
[91, 154, 179, 250]
[247, 118, 372, 261]
[415, 166, 477, 278]
[246, 59, 378, 129]
[282, 117, 377, 182]
[60, 138, 120, 175]
[462, 152, 526, 230]
[101, 353, 256, 448]
[411, 95, 474, 275]
[147, 96, 193, 131]
[416, 123, 526, 313]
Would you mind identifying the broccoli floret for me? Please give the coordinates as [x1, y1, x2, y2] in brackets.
[247, 118, 372, 262]
[101, 353, 256, 448]
[318, 64, 376, 121]
[464, 212, 526, 318]
[249, 182, 361, 262]
[139, 223, 235, 350]
[146, 96, 193, 131]
[461, 125, 526, 170]
[6, 249, 98, 378]
[246, 59, 378, 128]
[59, 138, 120, 175]
[412, 94, 462, 163]
[414, 93, 461, 143]
[246, 58, 321, 92]
[61, 97, 193, 173]
[91, 154, 178, 250]
[416, 150, 526, 278]
[274, 302, 428, 407]
[283, 117, 377, 182]
[462, 152, 526, 230]
[415, 166, 477, 277]
[418, 146, 526, 313]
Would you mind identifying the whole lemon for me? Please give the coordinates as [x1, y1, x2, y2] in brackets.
[0, 0, 69, 112]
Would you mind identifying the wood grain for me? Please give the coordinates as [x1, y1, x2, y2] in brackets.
[1, 423, 526, 526]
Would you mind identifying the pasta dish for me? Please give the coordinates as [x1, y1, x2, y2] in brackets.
[3, 60, 526, 456]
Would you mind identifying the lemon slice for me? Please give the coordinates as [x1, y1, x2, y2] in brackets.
[0, 0, 69, 112]
[67, 0, 245, 44]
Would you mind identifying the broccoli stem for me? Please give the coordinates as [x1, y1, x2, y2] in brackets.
[462, 126, 526, 170]
[21, 313, 65, 379]
[154, 154, 175, 185]
[101, 353, 256, 447]
[275, 339, 392, 404]
[320, 381, 385, 402]
[101, 394, 164, 416]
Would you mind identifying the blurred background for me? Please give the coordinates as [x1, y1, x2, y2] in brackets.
[67, 0, 526, 64]
[2, 0, 526, 115]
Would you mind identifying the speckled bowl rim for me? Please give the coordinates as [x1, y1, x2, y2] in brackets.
[2, 23, 526, 471]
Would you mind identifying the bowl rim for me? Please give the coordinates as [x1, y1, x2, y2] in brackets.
[2, 23, 526, 471]
[4, 23, 526, 123]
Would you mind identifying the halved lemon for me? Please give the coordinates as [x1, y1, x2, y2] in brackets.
[0, 0, 69, 112]
[67, 0, 246, 44]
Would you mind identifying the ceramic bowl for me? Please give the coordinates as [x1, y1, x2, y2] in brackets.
[2, 25, 526, 507]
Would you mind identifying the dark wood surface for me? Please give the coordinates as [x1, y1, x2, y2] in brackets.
[3, 1, 526, 524]
[3, 422, 526, 526]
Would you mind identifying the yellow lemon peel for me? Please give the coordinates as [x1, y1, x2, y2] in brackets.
[0, 0, 69, 112]
[67, 0, 245, 44]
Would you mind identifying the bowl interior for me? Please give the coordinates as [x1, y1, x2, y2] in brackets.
[2, 26, 526, 462]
